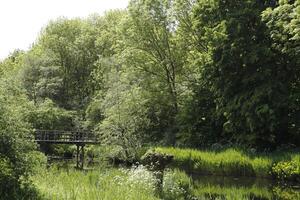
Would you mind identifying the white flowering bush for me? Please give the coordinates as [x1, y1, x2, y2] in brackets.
[33, 167, 160, 200]
[163, 169, 191, 200]
[95, 166, 193, 199]
[127, 165, 158, 192]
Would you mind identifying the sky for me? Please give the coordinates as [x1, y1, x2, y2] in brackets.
[0, 0, 129, 60]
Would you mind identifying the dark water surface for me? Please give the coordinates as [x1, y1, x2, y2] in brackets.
[189, 174, 300, 200]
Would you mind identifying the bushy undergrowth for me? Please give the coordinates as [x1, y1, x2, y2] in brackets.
[155, 147, 300, 180]
[272, 156, 300, 182]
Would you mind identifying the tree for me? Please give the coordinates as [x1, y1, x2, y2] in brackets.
[0, 50, 25, 78]
[262, 0, 300, 144]
[20, 49, 63, 104]
[94, 68, 151, 160]
[192, 0, 294, 148]
[125, 0, 186, 144]
[38, 18, 100, 109]
[0, 72, 43, 199]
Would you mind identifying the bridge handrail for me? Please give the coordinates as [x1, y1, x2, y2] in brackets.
[33, 129, 99, 144]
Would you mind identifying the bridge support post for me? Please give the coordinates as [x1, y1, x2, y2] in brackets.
[76, 144, 85, 169]
[76, 145, 79, 168]
[80, 145, 85, 169]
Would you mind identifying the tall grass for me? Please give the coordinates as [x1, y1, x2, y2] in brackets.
[155, 147, 300, 178]
[31, 166, 159, 200]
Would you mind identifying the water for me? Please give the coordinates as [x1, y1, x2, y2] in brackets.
[188, 174, 300, 200]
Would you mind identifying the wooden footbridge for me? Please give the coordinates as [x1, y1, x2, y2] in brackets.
[34, 130, 100, 169]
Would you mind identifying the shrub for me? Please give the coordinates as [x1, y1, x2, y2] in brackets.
[272, 161, 300, 182]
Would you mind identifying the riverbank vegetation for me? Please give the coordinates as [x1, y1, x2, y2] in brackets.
[32, 166, 159, 200]
[0, 0, 299, 199]
[156, 147, 300, 181]
[31, 164, 300, 200]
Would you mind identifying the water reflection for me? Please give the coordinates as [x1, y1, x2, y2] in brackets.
[189, 175, 300, 200]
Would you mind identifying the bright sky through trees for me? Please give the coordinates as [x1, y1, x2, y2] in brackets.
[0, 0, 128, 60]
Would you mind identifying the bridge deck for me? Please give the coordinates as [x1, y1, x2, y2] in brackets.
[34, 130, 99, 145]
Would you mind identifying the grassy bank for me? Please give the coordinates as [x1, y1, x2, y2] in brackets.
[155, 147, 300, 179]
[31, 166, 191, 200]
[32, 167, 300, 200]
[29, 147, 300, 199]
[31, 166, 159, 200]
[31, 166, 300, 200]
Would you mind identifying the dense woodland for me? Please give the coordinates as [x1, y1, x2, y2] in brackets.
[0, 0, 299, 198]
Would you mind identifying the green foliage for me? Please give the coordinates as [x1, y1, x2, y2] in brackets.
[262, 0, 300, 57]
[4, 0, 298, 151]
[262, 0, 300, 145]
[29, 98, 75, 130]
[20, 50, 63, 104]
[192, 0, 297, 147]
[85, 93, 104, 129]
[177, 87, 224, 147]
[0, 50, 25, 78]
[0, 76, 44, 198]
[125, 0, 189, 144]
[272, 159, 300, 182]
[37, 17, 100, 109]
[1, 1, 300, 199]
[96, 79, 151, 161]
[27, 99, 76, 155]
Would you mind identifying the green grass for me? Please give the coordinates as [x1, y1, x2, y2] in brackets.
[31, 166, 159, 200]
[155, 147, 300, 179]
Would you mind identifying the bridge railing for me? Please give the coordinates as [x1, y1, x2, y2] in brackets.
[34, 130, 99, 144]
